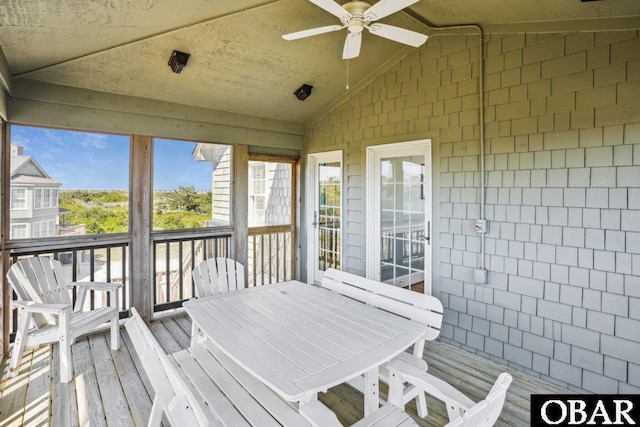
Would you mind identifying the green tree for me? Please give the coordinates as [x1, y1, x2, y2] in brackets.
[165, 186, 211, 214]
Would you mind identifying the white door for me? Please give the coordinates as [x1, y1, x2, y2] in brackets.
[367, 141, 432, 294]
[307, 151, 342, 284]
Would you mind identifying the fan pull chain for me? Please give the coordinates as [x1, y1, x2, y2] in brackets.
[346, 57, 350, 90]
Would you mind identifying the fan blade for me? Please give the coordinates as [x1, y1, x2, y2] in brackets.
[309, 0, 351, 20]
[282, 25, 345, 40]
[367, 23, 427, 47]
[343, 32, 362, 59]
[364, 0, 420, 21]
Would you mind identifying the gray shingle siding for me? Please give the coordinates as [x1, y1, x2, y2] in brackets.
[305, 30, 640, 392]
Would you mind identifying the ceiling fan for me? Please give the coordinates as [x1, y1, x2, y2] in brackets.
[282, 0, 428, 59]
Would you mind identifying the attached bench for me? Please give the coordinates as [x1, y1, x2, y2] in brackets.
[321, 268, 444, 418]
[126, 307, 418, 426]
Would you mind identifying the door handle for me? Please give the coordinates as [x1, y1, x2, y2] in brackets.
[422, 221, 431, 245]
[312, 211, 318, 228]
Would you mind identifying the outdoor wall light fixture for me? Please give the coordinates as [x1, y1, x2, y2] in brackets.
[168, 50, 190, 74]
[294, 84, 313, 101]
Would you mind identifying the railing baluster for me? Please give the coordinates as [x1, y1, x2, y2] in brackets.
[165, 243, 170, 305]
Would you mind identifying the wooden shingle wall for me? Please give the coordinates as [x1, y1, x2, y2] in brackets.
[304, 30, 640, 393]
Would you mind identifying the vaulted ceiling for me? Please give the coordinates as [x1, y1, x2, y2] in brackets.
[1, 0, 639, 125]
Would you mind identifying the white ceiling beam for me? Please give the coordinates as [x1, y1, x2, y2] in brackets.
[11, 80, 304, 137]
[9, 97, 304, 150]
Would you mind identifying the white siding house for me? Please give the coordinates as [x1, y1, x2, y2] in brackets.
[10, 145, 61, 239]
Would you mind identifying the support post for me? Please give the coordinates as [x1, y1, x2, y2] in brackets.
[233, 145, 248, 284]
[130, 135, 153, 323]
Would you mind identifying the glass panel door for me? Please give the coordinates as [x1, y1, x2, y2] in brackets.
[380, 156, 425, 288]
[308, 151, 342, 283]
[367, 141, 431, 293]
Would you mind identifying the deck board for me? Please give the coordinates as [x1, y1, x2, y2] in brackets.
[0, 345, 32, 427]
[72, 339, 107, 427]
[51, 344, 78, 427]
[110, 331, 154, 427]
[0, 314, 571, 426]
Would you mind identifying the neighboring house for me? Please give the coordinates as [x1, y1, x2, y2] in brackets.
[192, 143, 292, 227]
[10, 144, 61, 239]
[192, 143, 232, 226]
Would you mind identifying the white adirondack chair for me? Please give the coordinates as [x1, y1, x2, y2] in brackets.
[445, 373, 512, 427]
[191, 257, 245, 297]
[388, 356, 513, 427]
[7, 256, 123, 383]
[190, 257, 245, 344]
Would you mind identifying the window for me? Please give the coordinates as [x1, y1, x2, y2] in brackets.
[153, 139, 231, 230]
[11, 188, 26, 210]
[11, 224, 28, 239]
[248, 161, 292, 227]
[249, 163, 266, 226]
[34, 187, 58, 209]
[10, 125, 130, 239]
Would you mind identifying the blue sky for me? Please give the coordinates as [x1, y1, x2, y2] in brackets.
[11, 126, 212, 191]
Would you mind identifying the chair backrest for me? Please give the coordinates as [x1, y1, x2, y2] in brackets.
[7, 256, 71, 328]
[321, 268, 443, 340]
[125, 307, 212, 426]
[446, 373, 513, 427]
[191, 258, 245, 297]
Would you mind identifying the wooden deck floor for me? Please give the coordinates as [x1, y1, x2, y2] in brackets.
[0, 314, 570, 426]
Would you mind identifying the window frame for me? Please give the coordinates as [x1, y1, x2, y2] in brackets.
[10, 223, 29, 239]
[11, 188, 27, 210]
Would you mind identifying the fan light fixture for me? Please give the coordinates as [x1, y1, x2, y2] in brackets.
[168, 50, 190, 74]
[282, 0, 428, 60]
[294, 84, 313, 101]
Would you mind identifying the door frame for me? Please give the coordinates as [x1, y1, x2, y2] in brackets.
[366, 139, 432, 294]
[306, 150, 343, 284]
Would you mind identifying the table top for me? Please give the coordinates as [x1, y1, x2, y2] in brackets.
[183, 281, 425, 402]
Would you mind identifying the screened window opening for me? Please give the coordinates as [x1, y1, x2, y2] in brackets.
[9, 125, 130, 240]
[153, 140, 232, 230]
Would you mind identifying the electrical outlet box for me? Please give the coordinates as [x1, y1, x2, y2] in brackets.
[474, 268, 487, 284]
[475, 219, 488, 234]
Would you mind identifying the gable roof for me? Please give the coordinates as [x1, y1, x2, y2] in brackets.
[10, 154, 59, 186]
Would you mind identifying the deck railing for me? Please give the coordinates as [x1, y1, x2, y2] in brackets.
[248, 225, 294, 286]
[7, 224, 295, 337]
[151, 229, 233, 312]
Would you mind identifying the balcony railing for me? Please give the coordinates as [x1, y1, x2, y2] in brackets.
[248, 225, 294, 286]
[7, 224, 295, 338]
[151, 229, 233, 312]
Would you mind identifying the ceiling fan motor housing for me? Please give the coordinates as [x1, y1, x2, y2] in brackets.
[342, 1, 371, 32]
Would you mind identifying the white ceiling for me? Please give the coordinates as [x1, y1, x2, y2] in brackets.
[1, 0, 639, 124]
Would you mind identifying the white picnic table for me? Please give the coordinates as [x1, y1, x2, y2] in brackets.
[183, 280, 426, 417]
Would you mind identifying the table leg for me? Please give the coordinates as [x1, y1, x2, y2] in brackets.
[363, 366, 379, 416]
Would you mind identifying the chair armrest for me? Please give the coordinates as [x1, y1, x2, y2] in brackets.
[10, 300, 71, 314]
[299, 401, 342, 427]
[388, 358, 475, 411]
[69, 281, 123, 291]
